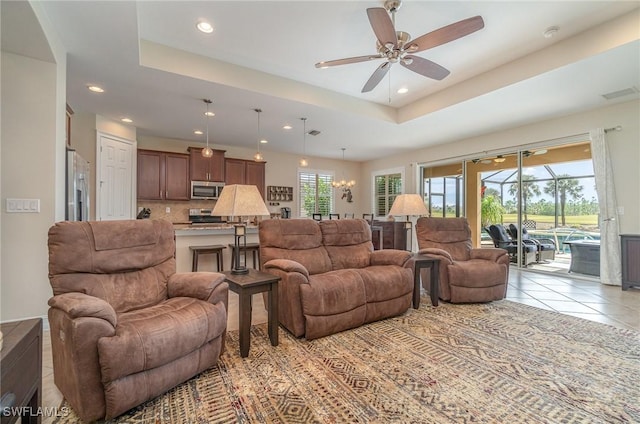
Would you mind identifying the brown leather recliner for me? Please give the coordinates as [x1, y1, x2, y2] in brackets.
[416, 217, 509, 303]
[47, 219, 228, 422]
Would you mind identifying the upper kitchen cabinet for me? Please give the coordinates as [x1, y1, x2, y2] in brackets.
[137, 149, 190, 201]
[225, 158, 266, 199]
[188, 147, 225, 182]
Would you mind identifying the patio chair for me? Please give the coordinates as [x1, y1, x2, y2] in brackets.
[487, 224, 537, 266]
[508, 224, 556, 262]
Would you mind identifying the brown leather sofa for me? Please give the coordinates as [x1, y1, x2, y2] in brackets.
[259, 218, 413, 340]
[416, 217, 509, 303]
[47, 219, 228, 422]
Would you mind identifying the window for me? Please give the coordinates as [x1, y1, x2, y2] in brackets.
[298, 169, 334, 217]
[374, 172, 402, 216]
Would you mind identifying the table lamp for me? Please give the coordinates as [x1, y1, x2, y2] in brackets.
[213, 184, 270, 274]
[388, 194, 429, 251]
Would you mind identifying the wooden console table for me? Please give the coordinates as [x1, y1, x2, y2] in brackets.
[0, 318, 43, 424]
[621, 234, 640, 290]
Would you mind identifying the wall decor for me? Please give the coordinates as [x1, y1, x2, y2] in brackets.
[267, 186, 293, 202]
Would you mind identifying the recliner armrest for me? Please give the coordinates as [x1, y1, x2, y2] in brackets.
[48, 292, 117, 327]
[264, 259, 309, 279]
[417, 247, 453, 264]
[168, 272, 228, 306]
[470, 247, 509, 262]
[370, 249, 412, 267]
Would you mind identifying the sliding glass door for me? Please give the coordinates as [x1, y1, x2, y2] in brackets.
[420, 141, 598, 273]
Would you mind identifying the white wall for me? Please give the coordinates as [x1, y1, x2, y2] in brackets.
[360, 99, 640, 234]
[0, 51, 62, 322]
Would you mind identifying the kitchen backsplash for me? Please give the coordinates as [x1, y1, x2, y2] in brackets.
[137, 200, 219, 223]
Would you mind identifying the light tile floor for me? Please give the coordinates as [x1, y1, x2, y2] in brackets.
[40, 269, 639, 423]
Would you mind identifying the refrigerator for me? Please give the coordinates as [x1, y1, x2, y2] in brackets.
[66, 149, 90, 221]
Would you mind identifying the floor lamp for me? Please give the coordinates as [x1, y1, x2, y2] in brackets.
[388, 194, 429, 251]
[213, 184, 270, 274]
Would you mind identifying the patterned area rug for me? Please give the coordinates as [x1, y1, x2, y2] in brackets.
[55, 299, 640, 423]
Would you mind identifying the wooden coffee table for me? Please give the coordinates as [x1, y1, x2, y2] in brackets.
[412, 254, 440, 308]
[222, 269, 280, 358]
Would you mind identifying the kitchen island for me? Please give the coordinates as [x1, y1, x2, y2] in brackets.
[174, 224, 259, 273]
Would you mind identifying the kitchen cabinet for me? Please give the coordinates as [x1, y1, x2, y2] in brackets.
[188, 147, 225, 182]
[225, 158, 266, 199]
[137, 149, 190, 200]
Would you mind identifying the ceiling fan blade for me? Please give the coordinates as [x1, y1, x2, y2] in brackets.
[315, 55, 382, 68]
[367, 8, 397, 48]
[407, 16, 484, 53]
[401, 56, 450, 80]
[361, 62, 391, 93]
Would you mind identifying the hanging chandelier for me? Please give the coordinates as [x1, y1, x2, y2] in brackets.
[332, 148, 356, 190]
[201, 99, 214, 158]
[253, 108, 266, 162]
[299, 117, 308, 167]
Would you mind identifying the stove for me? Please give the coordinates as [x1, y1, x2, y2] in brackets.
[188, 208, 226, 224]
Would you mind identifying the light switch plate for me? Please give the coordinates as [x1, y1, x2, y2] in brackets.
[6, 198, 40, 213]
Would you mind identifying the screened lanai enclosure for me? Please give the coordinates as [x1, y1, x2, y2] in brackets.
[420, 141, 601, 277]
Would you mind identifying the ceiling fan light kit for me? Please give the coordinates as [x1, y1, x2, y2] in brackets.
[315, 0, 484, 93]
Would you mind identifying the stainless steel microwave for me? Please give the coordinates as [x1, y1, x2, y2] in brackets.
[191, 181, 225, 200]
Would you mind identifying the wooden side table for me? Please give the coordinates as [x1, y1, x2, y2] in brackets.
[412, 254, 440, 308]
[222, 269, 280, 358]
[0, 318, 43, 424]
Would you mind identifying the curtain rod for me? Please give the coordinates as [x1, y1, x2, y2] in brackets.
[604, 126, 622, 133]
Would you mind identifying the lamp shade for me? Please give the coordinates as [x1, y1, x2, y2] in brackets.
[388, 194, 428, 217]
[212, 184, 270, 217]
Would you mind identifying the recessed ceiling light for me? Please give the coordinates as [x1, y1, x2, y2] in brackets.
[194, 130, 203, 135]
[260, 139, 268, 144]
[196, 20, 213, 34]
[543, 26, 559, 39]
[283, 125, 292, 130]
[397, 87, 409, 94]
[87, 85, 104, 93]
[204, 111, 215, 117]
[120, 117, 133, 123]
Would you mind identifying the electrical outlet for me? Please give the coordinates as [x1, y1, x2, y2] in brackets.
[165, 207, 171, 214]
[617, 206, 624, 215]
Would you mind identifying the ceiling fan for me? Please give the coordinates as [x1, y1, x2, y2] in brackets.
[315, 0, 485, 93]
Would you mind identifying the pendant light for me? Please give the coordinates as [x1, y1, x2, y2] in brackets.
[201, 99, 214, 158]
[253, 108, 265, 162]
[299, 117, 308, 167]
[332, 148, 356, 190]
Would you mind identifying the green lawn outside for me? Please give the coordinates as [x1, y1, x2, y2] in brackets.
[502, 214, 598, 227]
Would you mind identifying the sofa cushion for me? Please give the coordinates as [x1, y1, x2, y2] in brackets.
[98, 297, 226, 382]
[260, 219, 333, 275]
[355, 265, 413, 303]
[301, 269, 367, 340]
[448, 260, 507, 289]
[301, 269, 366, 315]
[50, 259, 174, 314]
[320, 219, 373, 270]
[416, 217, 472, 261]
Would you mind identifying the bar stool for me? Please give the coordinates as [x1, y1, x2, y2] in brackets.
[228, 242, 261, 270]
[189, 245, 226, 272]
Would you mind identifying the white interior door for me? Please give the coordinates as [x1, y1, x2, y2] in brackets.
[97, 132, 135, 220]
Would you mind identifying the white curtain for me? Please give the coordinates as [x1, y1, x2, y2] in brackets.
[590, 128, 621, 286]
